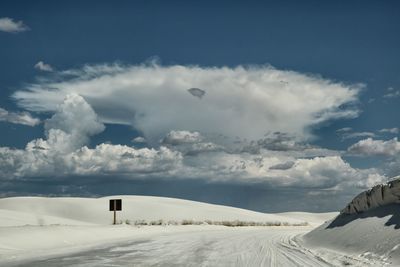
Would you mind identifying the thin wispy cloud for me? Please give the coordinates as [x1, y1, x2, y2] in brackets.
[379, 128, 399, 134]
[336, 127, 376, 141]
[34, 61, 54, 72]
[341, 132, 376, 140]
[0, 107, 40, 126]
[336, 127, 352, 133]
[383, 87, 400, 98]
[132, 137, 146, 143]
[0, 17, 29, 33]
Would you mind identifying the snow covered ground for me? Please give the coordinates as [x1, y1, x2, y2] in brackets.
[0, 195, 368, 266]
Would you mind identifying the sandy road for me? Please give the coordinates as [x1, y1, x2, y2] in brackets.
[14, 227, 335, 267]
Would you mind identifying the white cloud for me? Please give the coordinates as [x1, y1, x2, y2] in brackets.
[43, 94, 105, 150]
[336, 127, 352, 133]
[269, 156, 384, 188]
[0, 17, 29, 33]
[0, 94, 181, 179]
[13, 63, 362, 143]
[69, 144, 182, 176]
[0, 93, 383, 192]
[234, 133, 341, 157]
[181, 152, 384, 189]
[0, 143, 182, 179]
[132, 136, 146, 143]
[340, 131, 376, 140]
[348, 138, 400, 156]
[186, 142, 223, 155]
[386, 157, 400, 178]
[34, 61, 54, 72]
[269, 161, 295, 170]
[254, 132, 310, 151]
[379, 128, 399, 134]
[335, 127, 376, 141]
[162, 130, 203, 145]
[21, 94, 105, 160]
[383, 87, 400, 98]
[160, 130, 223, 155]
[0, 107, 40, 126]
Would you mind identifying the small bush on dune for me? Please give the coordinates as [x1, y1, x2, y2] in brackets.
[181, 219, 194, 225]
[133, 220, 147, 226]
[149, 219, 164, 226]
[167, 220, 179, 225]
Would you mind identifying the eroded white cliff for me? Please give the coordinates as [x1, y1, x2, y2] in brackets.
[341, 176, 400, 214]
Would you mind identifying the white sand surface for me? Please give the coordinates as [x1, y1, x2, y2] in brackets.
[0, 195, 349, 266]
[0, 196, 307, 226]
[303, 204, 400, 266]
[276, 211, 338, 227]
[303, 178, 400, 266]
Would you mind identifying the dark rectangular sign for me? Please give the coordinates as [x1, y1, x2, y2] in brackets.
[109, 199, 122, 211]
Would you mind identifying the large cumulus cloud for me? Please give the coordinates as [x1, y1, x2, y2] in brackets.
[41, 93, 105, 152]
[0, 94, 384, 192]
[0, 94, 181, 179]
[348, 138, 400, 156]
[13, 63, 361, 143]
[180, 151, 385, 189]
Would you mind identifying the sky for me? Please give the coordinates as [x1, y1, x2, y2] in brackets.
[0, 0, 399, 212]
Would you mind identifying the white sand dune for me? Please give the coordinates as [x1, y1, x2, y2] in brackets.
[276, 211, 337, 227]
[303, 177, 400, 266]
[0, 195, 338, 266]
[303, 205, 400, 265]
[0, 195, 311, 226]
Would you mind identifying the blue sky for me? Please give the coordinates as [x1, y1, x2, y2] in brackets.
[0, 0, 399, 212]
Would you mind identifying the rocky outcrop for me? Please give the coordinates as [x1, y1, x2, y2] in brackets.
[341, 176, 400, 214]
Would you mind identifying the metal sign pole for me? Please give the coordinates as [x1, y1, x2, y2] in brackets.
[113, 200, 116, 225]
[109, 199, 121, 225]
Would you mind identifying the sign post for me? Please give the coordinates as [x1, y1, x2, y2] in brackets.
[109, 199, 122, 225]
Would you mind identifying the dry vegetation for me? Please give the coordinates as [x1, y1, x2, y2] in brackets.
[122, 219, 308, 227]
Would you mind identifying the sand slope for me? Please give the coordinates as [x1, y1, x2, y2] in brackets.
[0, 195, 338, 266]
[304, 200, 400, 265]
[0, 195, 311, 226]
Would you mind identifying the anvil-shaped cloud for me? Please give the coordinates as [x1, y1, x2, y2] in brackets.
[13, 63, 361, 143]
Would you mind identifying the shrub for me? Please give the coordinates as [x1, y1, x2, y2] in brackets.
[149, 219, 164, 225]
[123, 219, 308, 227]
[181, 219, 194, 225]
[133, 220, 147, 226]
